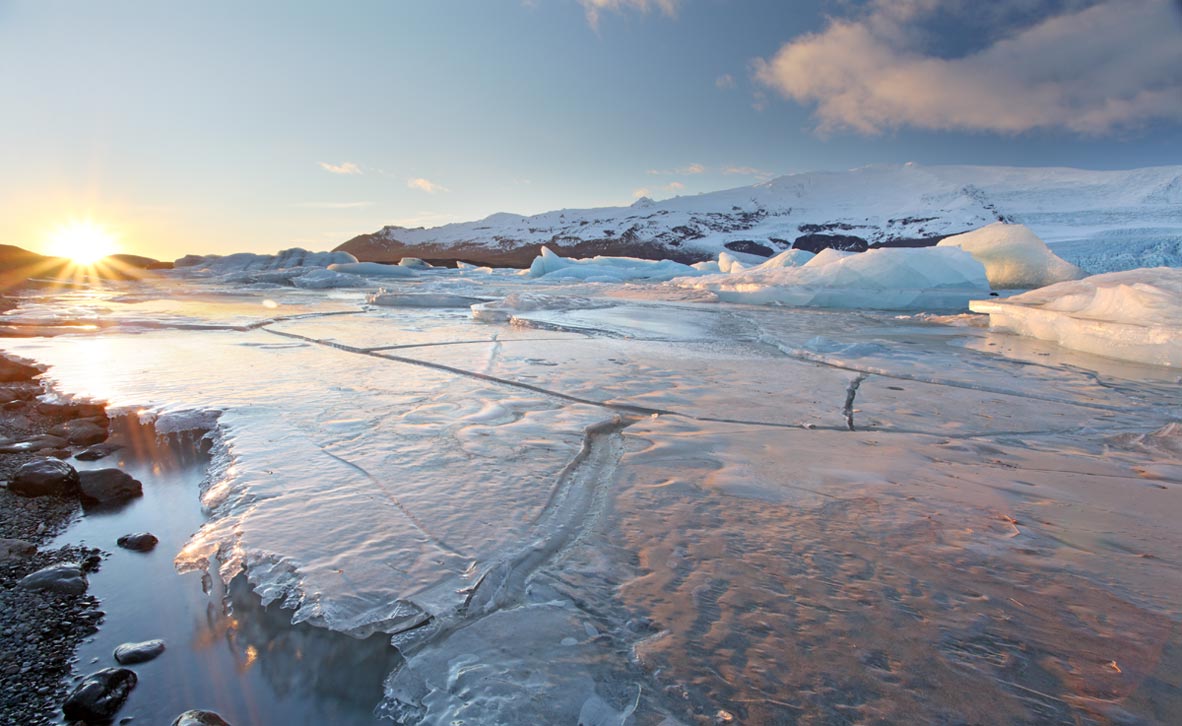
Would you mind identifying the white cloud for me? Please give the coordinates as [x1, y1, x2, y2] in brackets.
[580, 0, 680, 29]
[633, 181, 684, 199]
[715, 73, 736, 90]
[319, 161, 362, 175]
[407, 177, 449, 194]
[753, 0, 1182, 135]
[723, 166, 775, 181]
[647, 162, 705, 175]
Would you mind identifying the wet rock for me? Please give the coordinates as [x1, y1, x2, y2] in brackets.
[62, 667, 137, 722]
[78, 469, 143, 506]
[35, 401, 106, 419]
[7, 458, 80, 497]
[48, 418, 108, 446]
[19, 563, 87, 595]
[0, 434, 69, 454]
[0, 538, 36, 561]
[75, 442, 124, 461]
[114, 638, 166, 664]
[0, 356, 41, 382]
[116, 532, 159, 552]
[172, 710, 232, 726]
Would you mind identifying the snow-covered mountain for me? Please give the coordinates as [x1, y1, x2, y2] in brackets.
[336, 163, 1182, 272]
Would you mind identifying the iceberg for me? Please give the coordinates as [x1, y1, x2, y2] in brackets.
[937, 223, 1083, 289]
[675, 247, 990, 311]
[970, 267, 1182, 367]
[526, 246, 700, 282]
[175, 248, 357, 274]
[328, 261, 419, 278]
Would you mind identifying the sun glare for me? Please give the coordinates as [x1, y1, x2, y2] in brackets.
[46, 220, 120, 265]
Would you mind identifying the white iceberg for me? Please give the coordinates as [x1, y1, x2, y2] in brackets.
[970, 267, 1182, 367]
[937, 223, 1082, 289]
[175, 248, 357, 274]
[526, 246, 700, 282]
[675, 247, 990, 311]
[751, 248, 815, 271]
[328, 261, 418, 278]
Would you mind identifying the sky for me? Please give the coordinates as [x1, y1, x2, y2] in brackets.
[1, 0, 1180, 259]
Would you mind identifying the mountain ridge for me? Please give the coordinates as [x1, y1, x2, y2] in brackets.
[336, 163, 1182, 269]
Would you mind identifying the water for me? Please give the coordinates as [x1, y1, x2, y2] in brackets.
[3, 270, 1180, 724]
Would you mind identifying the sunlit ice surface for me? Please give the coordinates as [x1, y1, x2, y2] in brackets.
[2, 269, 1181, 724]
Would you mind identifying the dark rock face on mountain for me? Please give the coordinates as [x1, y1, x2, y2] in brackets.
[335, 164, 1182, 269]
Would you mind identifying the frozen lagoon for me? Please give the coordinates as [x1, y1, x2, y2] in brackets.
[2, 269, 1181, 725]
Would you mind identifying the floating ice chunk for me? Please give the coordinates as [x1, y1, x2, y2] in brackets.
[329, 261, 418, 277]
[717, 252, 748, 274]
[691, 260, 721, 274]
[526, 246, 700, 282]
[970, 267, 1182, 367]
[398, 257, 432, 268]
[290, 268, 367, 289]
[938, 223, 1082, 289]
[676, 247, 990, 311]
[752, 248, 815, 271]
[367, 291, 487, 308]
[471, 293, 613, 323]
[175, 248, 356, 274]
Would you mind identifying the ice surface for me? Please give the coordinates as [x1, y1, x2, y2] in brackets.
[970, 267, 1182, 366]
[938, 222, 1083, 288]
[366, 290, 486, 308]
[676, 246, 991, 310]
[527, 246, 701, 282]
[2, 265, 1180, 724]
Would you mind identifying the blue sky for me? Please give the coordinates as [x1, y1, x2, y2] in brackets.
[1, 0, 1180, 258]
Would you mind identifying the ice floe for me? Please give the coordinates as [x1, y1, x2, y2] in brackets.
[675, 246, 991, 310]
[970, 267, 1182, 366]
[526, 246, 699, 282]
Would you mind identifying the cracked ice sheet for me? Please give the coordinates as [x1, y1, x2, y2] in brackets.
[588, 415, 1182, 724]
[2, 279, 359, 333]
[0, 330, 609, 634]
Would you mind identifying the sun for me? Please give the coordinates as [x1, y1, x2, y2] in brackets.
[45, 220, 120, 265]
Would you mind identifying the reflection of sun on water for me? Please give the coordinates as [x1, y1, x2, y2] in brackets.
[46, 220, 120, 265]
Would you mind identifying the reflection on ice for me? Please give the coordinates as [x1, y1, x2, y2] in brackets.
[2, 266, 1180, 724]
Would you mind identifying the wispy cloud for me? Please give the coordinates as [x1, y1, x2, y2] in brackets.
[715, 74, 736, 90]
[753, 0, 1182, 135]
[407, 177, 449, 194]
[723, 165, 775, 181]
[647, 162, 705, 176]
[319, 161, 362, 175]
[295, 201, 373, 209]
[632, 181, 684, 199]
[580, 0, 680, 29]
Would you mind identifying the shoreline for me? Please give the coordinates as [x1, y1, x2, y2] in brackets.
[0, 353, 110, 725]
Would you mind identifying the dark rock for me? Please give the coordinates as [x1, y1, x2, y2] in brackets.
[114, 639, 166, 664]
[62, 668, 137, 722]
[792, 233, 869, 254]
[0, 538, 36, 561]
[78, 469, 143, 506]
[48, 418, 108, 446]
[35, 401, 106, 419]
[75, 442, 124, 461]
[116, 532, 158, 552]
[19, 563, 87, 595]
[723, 240, 774, 257]
[0, 355, 41, 382]
[7, 458, 80, 497]
[0, 434, 69, 454]
[172, 710, 232, 726]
